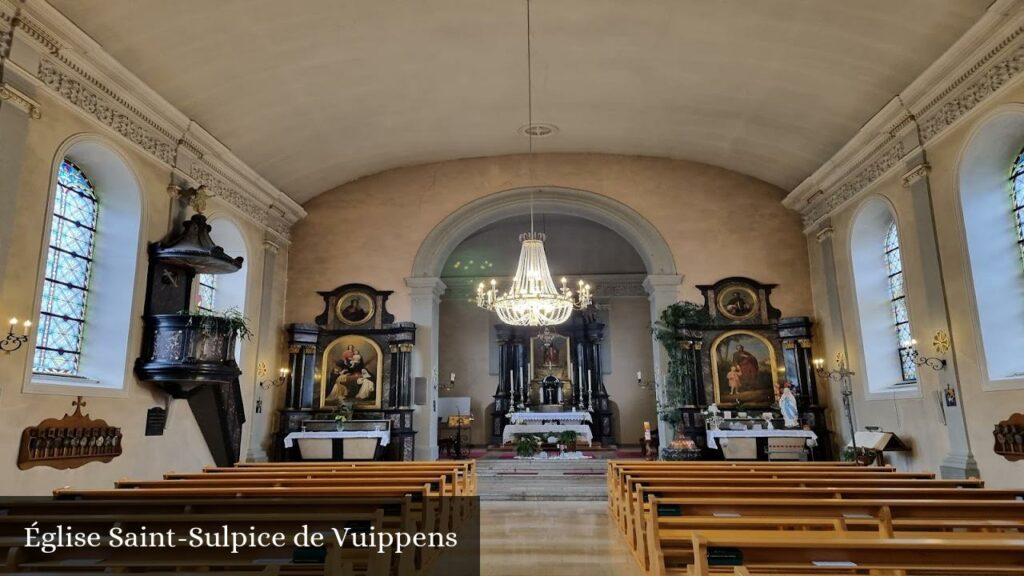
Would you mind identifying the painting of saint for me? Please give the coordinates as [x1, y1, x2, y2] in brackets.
[711, 330, 779, 406]
[530, 330, 570, 381]
[716, 285, 759, 321]
[321, 335, 383, 409]
[335, 291, 374, 325]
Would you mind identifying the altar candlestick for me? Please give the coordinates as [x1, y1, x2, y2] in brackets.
[587, 370, 593, 409]
[509, 370, 515, 403]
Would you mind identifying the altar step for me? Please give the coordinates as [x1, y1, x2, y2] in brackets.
[476, 459, 608, 501]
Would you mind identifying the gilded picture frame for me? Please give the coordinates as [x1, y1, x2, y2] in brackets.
[529, 332, 571, 382]
[321, 335, 383, 409]
[711, 329, 779, 406]
[335, 291, 375, 326]
[716, 283, 759, 322]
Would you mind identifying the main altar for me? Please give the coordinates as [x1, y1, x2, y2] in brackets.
[490, 311, 616, 447]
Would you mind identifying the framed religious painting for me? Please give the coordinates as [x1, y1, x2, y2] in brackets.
[716, 283, 759, 322]
[530, 328, 571, 381]
[320, 335, 383, 409]
[334, 290, 375, 326]
[711, 330, 779, 406]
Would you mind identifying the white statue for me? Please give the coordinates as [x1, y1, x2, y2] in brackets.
[779, 386, 800, 428]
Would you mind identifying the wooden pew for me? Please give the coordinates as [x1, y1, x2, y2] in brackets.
[678, 533, 1024, 576]
[625, 484, 1023, 558]
[644, 496, 1024, 574]
[212, 461, 477, 496]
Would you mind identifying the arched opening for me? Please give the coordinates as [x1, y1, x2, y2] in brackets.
[957, 105, 1024, 390]
[437, 213, 656, 448]
[26, 135, 144, 396]
[409, 186, 680, 458]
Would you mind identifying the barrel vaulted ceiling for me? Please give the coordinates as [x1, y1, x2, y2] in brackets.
[49, 0, 992, 204]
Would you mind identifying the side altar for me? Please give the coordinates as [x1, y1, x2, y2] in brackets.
[272, 283, 417, 461]
[490, 310, 616, 447]
[666, 277, 833, 460]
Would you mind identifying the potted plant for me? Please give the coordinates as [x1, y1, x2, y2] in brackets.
[654, 301, 711, 435]
[558, 429, 579, 452]
[841, 445, 878, 466]
[332, 400, 354, 430]
[515, 434, 541, 458]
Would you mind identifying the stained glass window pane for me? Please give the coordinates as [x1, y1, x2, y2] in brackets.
[883, 220, 916, 382]
[197, 274, 217, 313]
[1011, 149, 1024, 267]
[33, 160, 98, 375]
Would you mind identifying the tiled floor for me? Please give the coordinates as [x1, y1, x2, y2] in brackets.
[479, 500, 640, 575]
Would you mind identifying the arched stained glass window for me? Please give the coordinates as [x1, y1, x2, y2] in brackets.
[1010, 148, 1024, 267]
[883, 221, 917, 382]
[33, 160, 99, 375]
[197, 273, 217, 313]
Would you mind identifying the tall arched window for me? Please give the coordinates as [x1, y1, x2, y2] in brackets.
[958, 110, 1024, 389]
[1011, 148, 1024, 268]
[33, 160, 98, 375]
[883, 221, 917, 382]
[850, 198, 918, 394]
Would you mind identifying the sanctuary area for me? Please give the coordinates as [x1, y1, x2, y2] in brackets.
[1, 0, 1023, 574]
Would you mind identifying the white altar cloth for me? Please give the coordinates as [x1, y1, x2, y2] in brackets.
[284, 430, 391, 448]
[508, 411, 592, 424]
[705, 429, 817, 449]
[503, 424, 593, 446]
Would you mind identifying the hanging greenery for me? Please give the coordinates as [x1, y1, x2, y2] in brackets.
[184, 307, 254, 341]
[653, 301, 710, 425]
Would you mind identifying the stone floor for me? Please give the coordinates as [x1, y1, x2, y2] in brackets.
[479, 500, 639, 576]
[475, 458, 640, 574]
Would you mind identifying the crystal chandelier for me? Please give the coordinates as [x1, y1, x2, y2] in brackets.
[475, 0, 591, 326]
[476, 226, 592, 326]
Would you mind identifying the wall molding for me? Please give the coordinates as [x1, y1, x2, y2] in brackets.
[785, 0, 1024, 230]
[0, 0, 305, 242]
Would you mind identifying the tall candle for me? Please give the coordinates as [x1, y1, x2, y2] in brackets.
[587, 370, 593, 406]
[510, 370, 515, 400]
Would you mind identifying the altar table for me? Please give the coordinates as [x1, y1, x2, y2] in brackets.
[503, 424, 593, 447]
[508, 411, 592, 424]
[706, 429, 817, 449]
[284, 430, 390, 461]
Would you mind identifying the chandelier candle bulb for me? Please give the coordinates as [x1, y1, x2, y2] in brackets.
[23, 320, 30, 335]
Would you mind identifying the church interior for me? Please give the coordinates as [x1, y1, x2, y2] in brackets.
[1, 0, 1024, 573]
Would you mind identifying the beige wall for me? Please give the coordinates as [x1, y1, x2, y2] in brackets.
[808, 82, 1024, 487]
[287, 154, 813, 323]
[438, 297, 656, 447]
[0, 88, 287, 495]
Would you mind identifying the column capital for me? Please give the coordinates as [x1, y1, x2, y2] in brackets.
[262, 239, 281, 255]
[642, 274, 683, 295]
[901, 162, 931, 188]
[0, 83, 42, 119]
[405, 276, 447, 302]
[815, 225, 835, 243]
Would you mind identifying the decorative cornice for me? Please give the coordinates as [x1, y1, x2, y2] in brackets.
[787, 0, 1024, 230]
[0, 81, 40, 118]
[0, 0, 306, 242]
[901, 163, 931, 188]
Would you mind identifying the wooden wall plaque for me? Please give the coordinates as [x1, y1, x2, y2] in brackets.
[17, 397, 123, 470]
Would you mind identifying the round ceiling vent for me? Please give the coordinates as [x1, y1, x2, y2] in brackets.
[518, 123, 559, 138]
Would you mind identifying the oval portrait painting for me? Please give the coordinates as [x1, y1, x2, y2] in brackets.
[335, 291, 375, 326]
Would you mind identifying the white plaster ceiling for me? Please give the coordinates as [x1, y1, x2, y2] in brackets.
[49, 0, 991, 203]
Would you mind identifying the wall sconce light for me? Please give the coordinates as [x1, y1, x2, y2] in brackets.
[255, 365, 289, 414]
[441, 372, 456, 393]
[903, 331, 949, 371]
[1, 317, 32, 353]
[637, 370, 655, 392]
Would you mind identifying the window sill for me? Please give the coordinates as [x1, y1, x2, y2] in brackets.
[982, 374, 1024, 392]
[25, 373, 128, 398]
[865, 382, 921, 401]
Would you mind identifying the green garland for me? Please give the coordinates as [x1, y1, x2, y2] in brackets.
[184, 307, 254, 341]
[652, 301, 710, 426]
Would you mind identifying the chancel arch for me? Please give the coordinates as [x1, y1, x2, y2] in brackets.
[409, 186, 680, 458]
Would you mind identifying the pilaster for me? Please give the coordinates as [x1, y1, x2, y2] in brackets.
[405, 276, 446, 461]
[643, 274, 682, 451]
